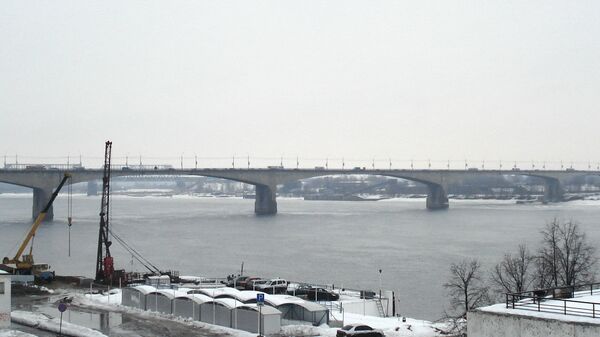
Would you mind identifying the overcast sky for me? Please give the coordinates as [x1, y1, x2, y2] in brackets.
[1, 1, 599, 168]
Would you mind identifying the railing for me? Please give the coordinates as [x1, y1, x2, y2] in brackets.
[506, 282, 600, 319]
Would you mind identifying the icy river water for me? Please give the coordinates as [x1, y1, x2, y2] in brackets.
[2, 194, 600, 321]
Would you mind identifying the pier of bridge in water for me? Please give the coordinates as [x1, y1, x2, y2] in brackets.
[0, 163, 598, 220]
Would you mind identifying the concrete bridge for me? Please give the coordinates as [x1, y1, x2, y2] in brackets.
[0, 168, 597, 220]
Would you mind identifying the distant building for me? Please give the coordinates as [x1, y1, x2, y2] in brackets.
[0, 270, 10, 328]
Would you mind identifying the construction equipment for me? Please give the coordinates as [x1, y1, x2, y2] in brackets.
[95, 141, 114, 283]
[2, 173, 71, 275]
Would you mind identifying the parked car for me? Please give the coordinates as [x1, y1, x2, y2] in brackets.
[227, 275, 250, 289]
[337, 324, 384, 337]
[305, 287, 339, 301]
[234, 276, 259, 290]
[287, 284, 311, 296]
[245, 278, 268, 290]
[256, 278, 288, 294]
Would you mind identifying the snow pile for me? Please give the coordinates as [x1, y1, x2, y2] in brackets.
[281, 313, 450, 337]
[11, 310, 107, 337]
[83, 289, 122, 305]
[0, 330, 38, 337]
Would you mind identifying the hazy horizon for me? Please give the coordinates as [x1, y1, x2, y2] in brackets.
[1, 1, 599, 168]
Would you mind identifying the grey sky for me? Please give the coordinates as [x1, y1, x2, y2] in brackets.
[1, 1, 599, 168]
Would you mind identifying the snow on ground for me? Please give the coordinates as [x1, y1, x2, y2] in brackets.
[75, 289, 450, 337]
[11, 310, 107, 337]
[479, 292, 600, 325]
[83, 289, 122, 305]
[0, 330, 38, 337]
[286, 313, 452, 337]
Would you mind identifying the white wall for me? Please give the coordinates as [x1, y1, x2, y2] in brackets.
[468, 309, 600, 337]
[0, 274, 11, 328]
[342, 300, 381, 317]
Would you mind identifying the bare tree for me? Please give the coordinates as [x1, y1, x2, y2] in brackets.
[537, 219, 597, 287]
[444, 259, 489, 316]
[490, 244, 535, 296]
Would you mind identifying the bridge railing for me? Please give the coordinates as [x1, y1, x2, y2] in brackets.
[3, 163, 85, 170]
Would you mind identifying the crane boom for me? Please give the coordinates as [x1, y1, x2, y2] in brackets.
[3, 173, 71, 269]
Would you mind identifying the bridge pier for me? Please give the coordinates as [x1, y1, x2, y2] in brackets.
[255, 184, 277, 215]
[87, 181, 98, 196]
[426, 184, 449, 210]
[32, 187, 54, 221]
[543, 178, 563, 203]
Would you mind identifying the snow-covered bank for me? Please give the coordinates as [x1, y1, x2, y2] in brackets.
[0, 330, 37, 337]
[11, 310, 107, 337]
[75, 290, 453, 337]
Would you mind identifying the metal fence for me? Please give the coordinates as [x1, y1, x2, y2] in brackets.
[506, 282, 600, 319]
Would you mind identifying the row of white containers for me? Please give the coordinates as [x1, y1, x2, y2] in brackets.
[122, 285, 329, 335]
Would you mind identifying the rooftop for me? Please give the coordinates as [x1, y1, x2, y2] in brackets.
[479, 289, 600, 325]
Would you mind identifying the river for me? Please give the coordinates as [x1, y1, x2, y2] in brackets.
[2, 194, 600, 320]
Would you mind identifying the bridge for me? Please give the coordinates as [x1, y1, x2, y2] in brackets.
[1, 167, 598, 220]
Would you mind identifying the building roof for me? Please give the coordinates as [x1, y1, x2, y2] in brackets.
[174, 293, 213, 304]
[236, 303, 282, 315]
[130, 285, 156, 295]
[149, 289, 188, 299]
[264, 294, 327, 312]
[235, 290, 267, 302]
[190, 287, 241, 298]
[0, 270, 8, 275]
[203, 298, 240, 309]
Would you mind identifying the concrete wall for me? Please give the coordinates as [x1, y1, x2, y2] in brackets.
[0, 274, 11, 328]
[468, 309, 600, 337]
